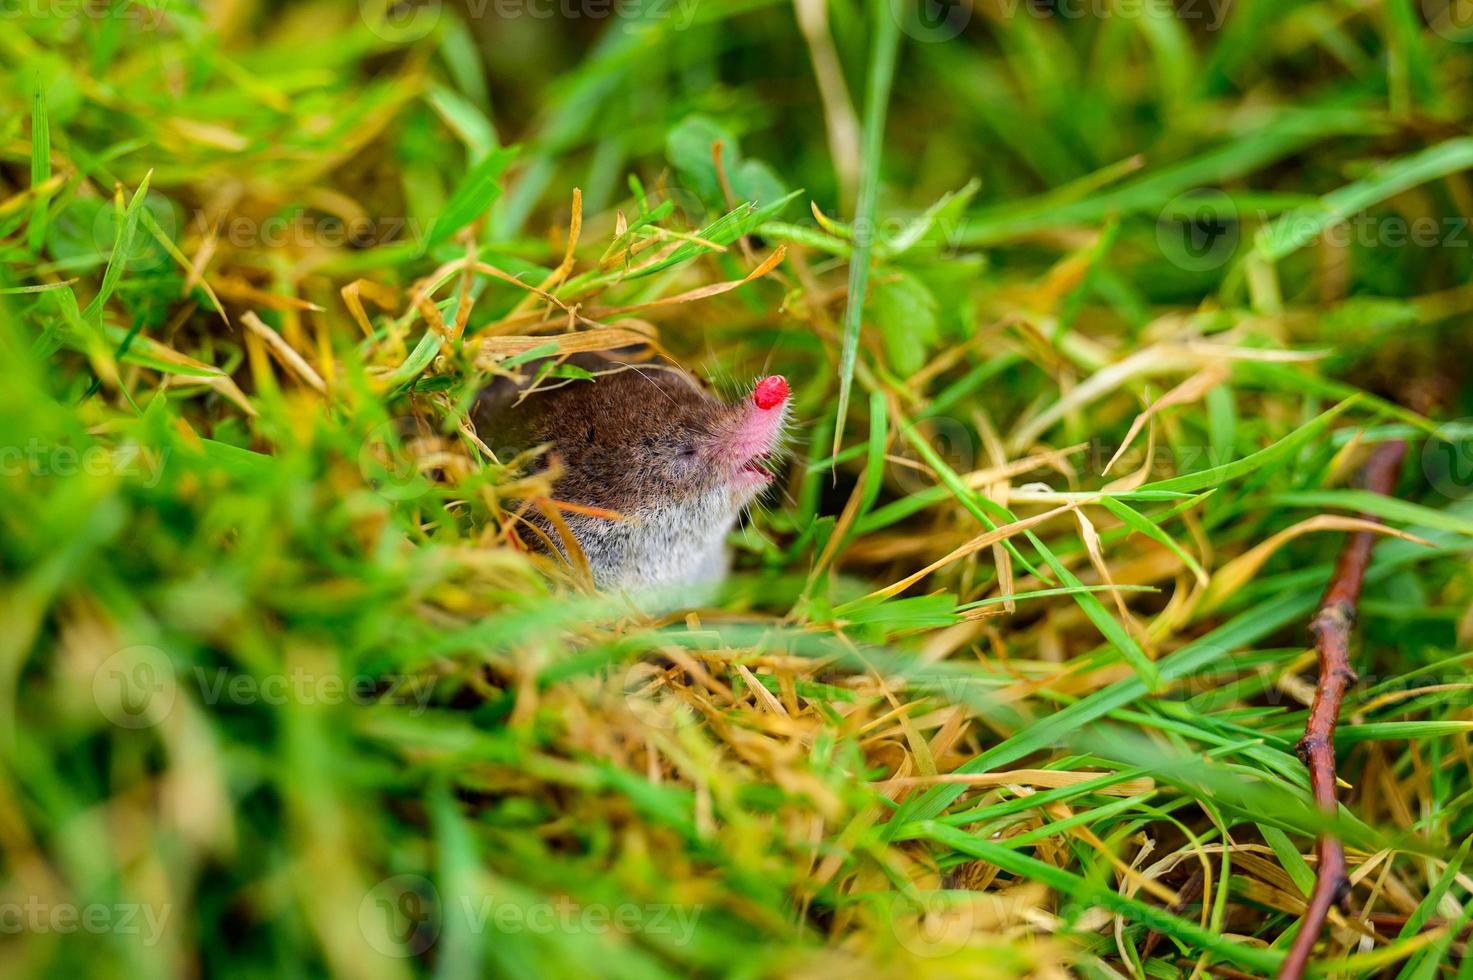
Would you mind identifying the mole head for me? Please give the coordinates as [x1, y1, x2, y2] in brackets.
[478, 361, 792, 590]
[523, 367, 791, 515]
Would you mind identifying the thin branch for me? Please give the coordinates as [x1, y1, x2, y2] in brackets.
[1278, 439, 1407, 980]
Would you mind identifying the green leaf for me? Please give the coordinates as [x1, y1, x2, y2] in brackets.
[1394, 839, 1471, 980]
[882, 179, 981, 256]
[666, 114, 788, 211]
[897, 419, 1158, 686]
[871, 272, 938, 376]
[902, 821, 1284, 975]
[1268, 490, 1473, 537]
[1397, 837, 1469, 942]
[1259, 825, 1315, 896]
[1034, 544, 1161, 689]
[28, 74, 52, 255]
[386, 331, 444, 388]
[1253, 137, 1473, 262]
[832, 0, 902, 458]
[499, 342, 560, 369]
[1100, 495, 1210, 586]
[885, 527, 1463, 835]
[834, 593, 960, 633]
[666, 115, 730, 205]
[424, 145, 519, 248]
[958, 584, 1158, 610]
[887, 582, 1324, 832]
[1138, 397, 1359, 494]
[625, 191, 800, 279]
[1336, 721, 1473, 743]
[82, 170, 152, 322]
[1235, 361, 1439, 436]
[426, 85, 498, 160]
[859, 389, 888, 520]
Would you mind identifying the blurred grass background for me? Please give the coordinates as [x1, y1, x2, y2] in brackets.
[3, 0, 1473, 976]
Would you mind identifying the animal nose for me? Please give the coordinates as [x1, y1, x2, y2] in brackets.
[752, 375, 789, 410]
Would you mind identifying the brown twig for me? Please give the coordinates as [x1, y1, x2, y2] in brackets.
[1278, 439, 1407, 980]
[1142, 867, 1206, 959]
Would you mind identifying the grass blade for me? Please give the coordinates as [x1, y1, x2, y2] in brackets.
[831, 0, 901, 459]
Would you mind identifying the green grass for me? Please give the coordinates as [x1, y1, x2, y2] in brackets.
[2, 1, 1473, 977]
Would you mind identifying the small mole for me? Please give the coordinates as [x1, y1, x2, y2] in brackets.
[473, 353, 792, 594]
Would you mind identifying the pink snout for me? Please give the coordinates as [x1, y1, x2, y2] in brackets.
[753, 375, 789, 411]
[717, 376, 790, 492]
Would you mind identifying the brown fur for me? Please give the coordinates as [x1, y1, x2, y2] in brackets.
[474, 354, 782, 593]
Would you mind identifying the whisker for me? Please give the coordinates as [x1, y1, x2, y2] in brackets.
[621, 362, 681, 408]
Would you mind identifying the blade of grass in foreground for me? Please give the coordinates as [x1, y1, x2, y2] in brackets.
[883, 528, 1465, 834]
[1137, 396, 1359, 494]
[958, 584, 1158, 611]
[957, 106, 1378, 244]
[1252, 137, 1473, 262]
[902, 821, 1284, 974]
[423, 145, 518, 249]
[82, 170, 153, 323]
[27, 76, 51, 255]
[1267, 490, 1473, 537]
[831, 0, 900, 458]
[897, 422, 1160, 686]
[1100, 496, 1209, 585]
[858, 389, 887, 517]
